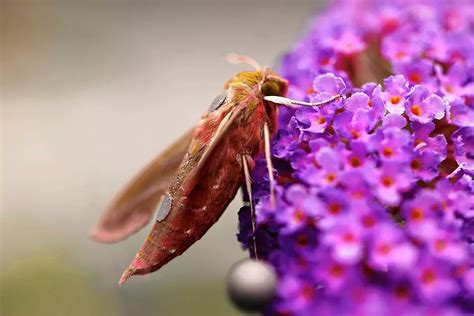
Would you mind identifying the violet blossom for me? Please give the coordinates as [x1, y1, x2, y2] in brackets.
[238, 0, 474, 315]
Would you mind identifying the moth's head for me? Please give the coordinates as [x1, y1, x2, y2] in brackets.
[207, 54, 288, 114]
[225, 69, 288, 96]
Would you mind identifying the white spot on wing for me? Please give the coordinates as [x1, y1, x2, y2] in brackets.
[156, 192, 172, 221]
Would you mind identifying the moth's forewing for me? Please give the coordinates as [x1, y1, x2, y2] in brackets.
[91, 128, 195, 243]
[119, 100, 249, 284]
[182, 103, 246, 194]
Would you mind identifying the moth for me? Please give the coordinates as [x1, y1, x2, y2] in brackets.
[91, 55, 340, 285]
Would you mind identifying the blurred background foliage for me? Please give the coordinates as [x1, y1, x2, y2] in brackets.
[1, 0, 323, 315]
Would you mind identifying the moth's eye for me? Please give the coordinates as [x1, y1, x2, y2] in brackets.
[209, 92, 227, 112]
[261, 81, 280, 96]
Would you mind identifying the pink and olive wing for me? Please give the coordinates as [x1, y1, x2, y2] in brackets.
[91, 128, 195, 243]
[119, 105, 249, 284]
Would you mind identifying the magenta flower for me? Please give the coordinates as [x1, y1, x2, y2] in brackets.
[393, 59, 435, 87]
[368, 223, 417, 271]
[412, 121, 447, 156]
[325, 30, 366, 56]
[370, 127, 413, 163]
[237, 0, 474, 315]
[405, 85, 446, 123]
[381, 75, 409, 115]
[411, 258, 460, 303]
[437, 62, 474, 102]
[366, 162, 412, 205]
[452, 127, 474, 171]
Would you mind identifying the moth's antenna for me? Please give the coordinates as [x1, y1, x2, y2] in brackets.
[264, 94, 342, 108]
[226, 53, 261, 71]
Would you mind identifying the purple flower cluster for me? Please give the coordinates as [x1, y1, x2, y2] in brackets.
[238, 0, 474, 315]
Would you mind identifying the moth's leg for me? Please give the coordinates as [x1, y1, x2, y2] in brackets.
[242, 154, 259, 260]
[263, 122, 276, 208]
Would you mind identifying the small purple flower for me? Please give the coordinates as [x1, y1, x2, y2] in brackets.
[333, 110, 372, 141]
[314, 254, 355, 293]
[382, 32, 424, 62]
[276, 184, 323, 234]
[382, 75, 410, 114]
[300, 146, 343, 187]
[276, 276, 318, 313]
[393, 59, 435, 87]
[343, 141, 375, 171]
[295, 106, 332, 134]
[382, 113, 407, 129]
[410, 150, 443, 181]
[425, 228, 468, 265]
[368, 223, 417, 271]
[402, 190, 441, 238]
[312, 73, 347, 98]
[323, 218, 364, 265]
[447, 99, 474, 127]
[405, 85, 446, 123]
[452, 127, 474, 171]
[412, 121, 447, 157]
[437, 62, 474, 102]
[370, 127, 413, 163]
[273, 117, 301, 159]
[325, 29, 366, 55]
[366, 162, 412, 205]
[411, 258, 460, 303]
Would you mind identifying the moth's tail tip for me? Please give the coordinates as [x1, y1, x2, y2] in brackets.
[118, 267, 135, 286]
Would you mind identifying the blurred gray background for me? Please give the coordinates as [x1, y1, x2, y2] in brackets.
[1, 1, 324, 315]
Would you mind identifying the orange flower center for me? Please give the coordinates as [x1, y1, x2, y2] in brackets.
[343, 232, 355, 243]
[390, 95, 401, 104]
[296, 234, 309, 247]
[293, 210, 305, 222]
[328, 202, 342, 215]
[394, 285, 410, 300]
[444, 85, 454, 93]
[411, 104, 422, 116]
[301, 286, 314, 299]
[408, 72, 422, 83]
[435, 239, 447, 252]
[410, 207, 424, 221]
[421, 269, 436, 284]
[395, 51, 407, 59]
[411, 159, 421, 170]
[361, 215, 375, 228]
[382, 147, 394, 157]
[381, 176, 394, 187]
[317, 117, 326, 124]
[377, 243, 392, 254]
[350, 157, 362, 167]
[352, 191, 364, 199]
[329, 264, 344, 277]
[326, 172, 336, 183]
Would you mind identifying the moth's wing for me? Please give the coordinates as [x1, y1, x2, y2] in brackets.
[118, 104, 249, 285]
[182, 101, 247, 194]
[91, 128, 195, 243]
